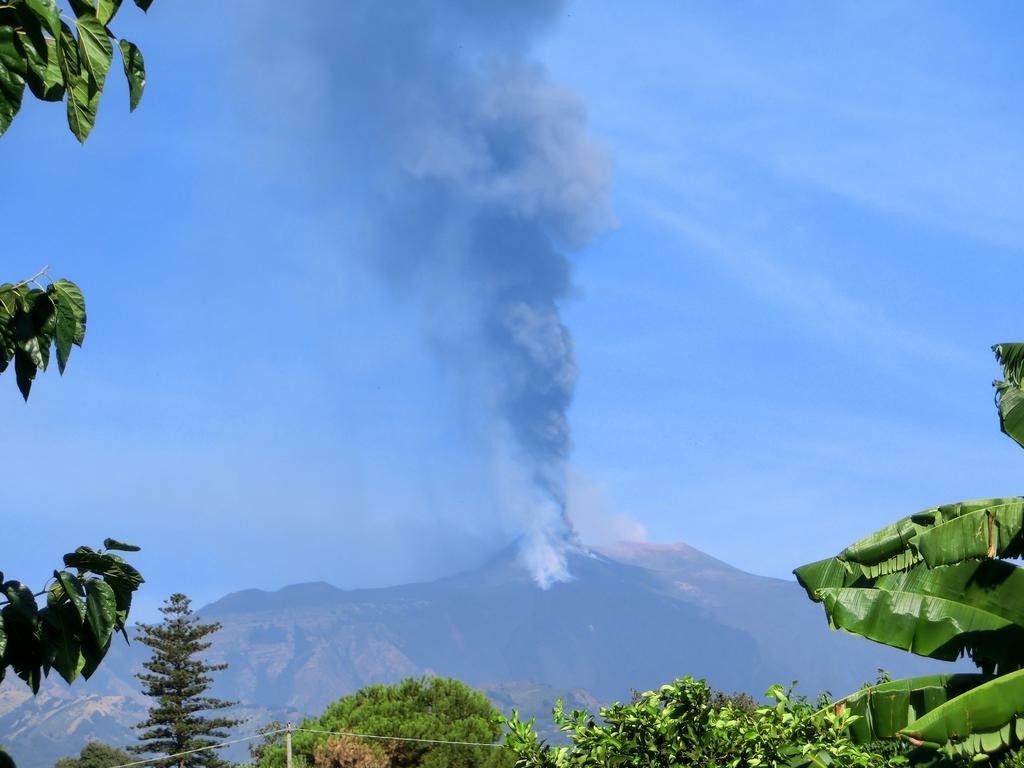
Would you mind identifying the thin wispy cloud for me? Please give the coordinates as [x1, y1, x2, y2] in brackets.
[638, 195, 965, 368]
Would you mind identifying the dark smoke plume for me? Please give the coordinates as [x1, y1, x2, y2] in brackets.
[247, 1, 611, 585]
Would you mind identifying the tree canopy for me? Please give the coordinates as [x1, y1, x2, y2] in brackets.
[258, 677, 511, 768]
[55, 742, 133, 768]
[131, 593, 240, 768]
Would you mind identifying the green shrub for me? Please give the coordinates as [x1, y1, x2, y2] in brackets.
[504, 676, 910, 767]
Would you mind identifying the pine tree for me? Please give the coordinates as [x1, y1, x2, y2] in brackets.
[130, 594, 241, 768]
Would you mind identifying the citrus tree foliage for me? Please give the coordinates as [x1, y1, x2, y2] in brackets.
[0, 271, 86, 400]
[795, 344, 1024, 763]
[0, 540, 144, 768]
[131, 593, 241, 768]
[0, 0, 153, 143]
[503, 676, 909, 768]
[55, 741, 133, 768]
[258, 677, 511, 768]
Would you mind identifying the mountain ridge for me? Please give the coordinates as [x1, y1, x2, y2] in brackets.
[0, 539, 944, 767]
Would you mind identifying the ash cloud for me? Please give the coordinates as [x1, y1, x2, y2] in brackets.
[244, 1, 611, 585]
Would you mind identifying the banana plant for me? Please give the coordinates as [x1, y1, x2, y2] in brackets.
[795, 343, 1024, 762]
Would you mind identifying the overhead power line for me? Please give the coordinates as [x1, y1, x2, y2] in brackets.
[105, 721, 504, 768]
[106, 729, 290, 768]
[295, 726, 503, 748]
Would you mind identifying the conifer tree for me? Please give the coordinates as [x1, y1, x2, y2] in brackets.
[130, 594, 241, 768]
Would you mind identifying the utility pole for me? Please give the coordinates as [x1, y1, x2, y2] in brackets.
[286, 721, 293, 768]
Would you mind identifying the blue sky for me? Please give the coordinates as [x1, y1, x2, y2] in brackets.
[3, 1, 1023, 617]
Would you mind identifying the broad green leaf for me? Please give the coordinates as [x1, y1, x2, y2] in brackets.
[0, 612, 6, 658]
[13, 348, 36, 400]
[995, 380, 1024, 451]
[12, 5, 48, 66]
[814, 561, 1024, 671]
[2, 581, 37, 622]
[902, 668, 1024, 755]
[839, 670, 1003, 744]
[52, 570, 87, 622]
[40, 601, 83, 684]
[98, 0, 123, 25]
[68, 0, 97, 18]
[118, 39, 144, 111]
[21, 33, 64, 102]
[994, 343, 1024, 389]
[0, 286, 16, 317]
[80, 631, 111, 679]
[0, 748, 15, 768]
[50, 279, 86, 373]
[0, 26, 27, 137]
[23, 0, 61, 37]
[74, 14, 113, 94]
[65, 550, 144, 588]
[13, 7, 61, 103]
[796, 498, 1024, 581]
[1, 603, 42, 693]
[0, 23, 27, 76]
[103, 537, 141, 552]
[58, 21, 98, 142]
[84, 579, 116, 647]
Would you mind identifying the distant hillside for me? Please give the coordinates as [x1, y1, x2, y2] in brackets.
[0, 541, 946, 767]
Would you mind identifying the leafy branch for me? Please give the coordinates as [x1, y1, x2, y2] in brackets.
[0, 539, 144, 695]
[0, 268, 87, 400]
[0, 0, 153, 142]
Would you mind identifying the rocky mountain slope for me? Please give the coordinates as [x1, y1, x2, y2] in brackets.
[1, 541, 943, 766]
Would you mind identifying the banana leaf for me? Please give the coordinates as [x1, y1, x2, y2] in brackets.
[902, 667, 1024, 757]
[994, 343, 1024, 388]
[793, 498, 1024, 580]
[828, 674, 990, 743]
[994, 343, 1024, 449]
[807, 560, 1024, 671]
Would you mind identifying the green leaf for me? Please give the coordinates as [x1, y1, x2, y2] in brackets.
[64, 550, 144, 588]
[2, 582, 37, 622]
[13, 348, 35, 399]
[829, 674, 991, 743]
[795, 498, 1024, 583]
[40, 601, 83, 684]
[902, 668, 1024, 756]
[52, 570, 87, 622]
[20, 32, 64, 102]
[1, 603, 42, 693]
[0, 747, 15, 768]
[809, 560, 1024, 671]
[74, 14, 113, 95]
[98, 0, 123, 25]
[994, 343, 1024, 389]
[84, 579, 116, 647]
[118, 39, 144, 111]
[58, 21, 98, 142]
[68, 0, 97, 18]
[23, 0, 61, 37]
[995, 380, 1024, 451]
[0, 26, 27, 137]
[50, 279, 86, 373]
[103, 537, 141, 552]
[80, 630, 111, 679]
